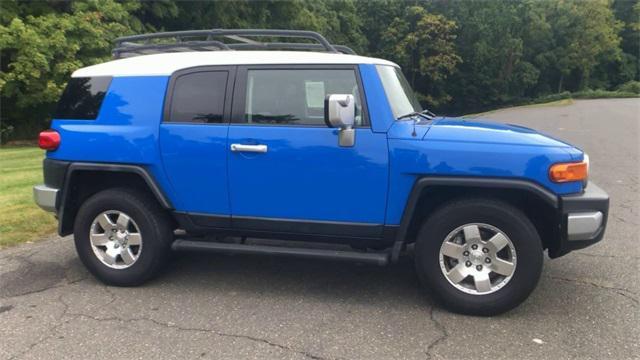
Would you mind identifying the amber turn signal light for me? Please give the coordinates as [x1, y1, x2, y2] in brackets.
[549, 161, 588, 183]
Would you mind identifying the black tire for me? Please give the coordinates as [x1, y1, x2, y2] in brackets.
[414, 198, 543, 316]
[73, 188, 173, 286]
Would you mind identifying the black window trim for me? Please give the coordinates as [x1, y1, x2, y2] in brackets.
[231, 64, 371, 128]
[162, 65, 237, 125]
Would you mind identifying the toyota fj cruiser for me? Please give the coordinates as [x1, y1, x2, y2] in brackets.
[34, 29, 609, 315]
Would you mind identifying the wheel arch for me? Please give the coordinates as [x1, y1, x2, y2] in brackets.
[394, 176, 561, 256]
[58, 163, 173, 236]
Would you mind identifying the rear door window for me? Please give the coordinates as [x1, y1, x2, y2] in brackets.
[54, 77, 112, 120]
[166, 71, 228, 123]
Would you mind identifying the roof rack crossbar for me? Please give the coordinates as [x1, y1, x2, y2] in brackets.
[113, 40, 231, 58]
[113, 29, 350, 58]
[225, 35, 262, 45]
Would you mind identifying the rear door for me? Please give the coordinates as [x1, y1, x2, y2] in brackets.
[227, 65, 389, 238]
[159, 66, 235, 225]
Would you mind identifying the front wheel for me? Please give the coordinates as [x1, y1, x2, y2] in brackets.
[414, 198, 543, 316]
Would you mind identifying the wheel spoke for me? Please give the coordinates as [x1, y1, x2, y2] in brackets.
[127, 233, 142, 246]
[102, 252, 117, 266]
[447, 264, 469, 284]
[492, 258, 515, 276]
[120, 249, 136, 265]
[474, 272, 492, 293]
[486, 233, 509, 252]
[463, 225, 481, 242]
[441, 242, 465, 259]
[90, 233, 110, 247]
[97, 213, 115, 231]
[116, 213, 131, 230]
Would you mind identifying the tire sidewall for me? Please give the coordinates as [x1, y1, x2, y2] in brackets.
[415, 200, 543, 315]
[74, 190, 170, 286]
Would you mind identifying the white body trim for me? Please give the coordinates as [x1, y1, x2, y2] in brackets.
[73, 51, 398, 78]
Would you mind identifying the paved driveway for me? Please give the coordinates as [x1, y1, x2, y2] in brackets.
[1, 99, 638, 360]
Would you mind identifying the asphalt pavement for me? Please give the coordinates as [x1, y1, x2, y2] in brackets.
[1, 98, 638, 360]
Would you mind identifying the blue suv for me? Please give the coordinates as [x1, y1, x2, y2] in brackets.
[34, 30, 609, 315]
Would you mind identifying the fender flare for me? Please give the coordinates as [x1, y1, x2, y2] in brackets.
[390, 176, 559, 262]
[57, 162, 172, 236]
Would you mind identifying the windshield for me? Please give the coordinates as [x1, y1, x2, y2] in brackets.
[376, 65, 422, 118]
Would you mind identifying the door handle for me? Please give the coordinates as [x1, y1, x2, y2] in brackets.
[230, 143, 268, 153]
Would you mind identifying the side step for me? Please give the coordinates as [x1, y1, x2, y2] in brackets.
[171, 239, 390, 266]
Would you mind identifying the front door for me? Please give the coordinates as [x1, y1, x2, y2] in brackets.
[227, 65, 389, 238]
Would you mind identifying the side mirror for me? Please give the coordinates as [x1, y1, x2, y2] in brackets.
[324, 94, 355, 147]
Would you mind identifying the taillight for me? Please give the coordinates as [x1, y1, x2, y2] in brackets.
[39, 130, 60, 151]
[549, 160, 588, 183]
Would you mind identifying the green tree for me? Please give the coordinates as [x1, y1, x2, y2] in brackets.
[537, 0, 623, 92]
[154, 1, 367, 53]
[430, 0, 542, 110]
[0, 0, 635, 140]
[612, 0, 640, 82]
[294, 0, 367, 53]
[0, 0, 143, 138]
[356, 0, 404, 56]
[380, 5, 461, 107]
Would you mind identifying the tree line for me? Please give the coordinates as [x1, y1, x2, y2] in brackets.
[1, 0, 638, 141]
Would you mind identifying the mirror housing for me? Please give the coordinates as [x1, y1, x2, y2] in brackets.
[324, 94, 355, 129]
[324, 94, 356, 147]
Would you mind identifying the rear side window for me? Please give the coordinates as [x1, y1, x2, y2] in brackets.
[54, 77, 111, 120]
[167, 71, 228, 123]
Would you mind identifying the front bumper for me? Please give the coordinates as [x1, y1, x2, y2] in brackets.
[33, 184, 59, 213]
[551, 181, 609, 257]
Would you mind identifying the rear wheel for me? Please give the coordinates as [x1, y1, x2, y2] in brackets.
[414, 198, 543, 316]
[74, 188, 173, 286]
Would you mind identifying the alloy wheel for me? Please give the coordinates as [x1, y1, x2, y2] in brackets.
[438, 223, 517, 295]
[89, 210, 143, 269]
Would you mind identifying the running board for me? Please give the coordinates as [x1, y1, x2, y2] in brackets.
[171, 239, 390, 266]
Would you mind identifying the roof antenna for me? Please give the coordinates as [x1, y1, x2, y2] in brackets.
[411, 118, 417, 137]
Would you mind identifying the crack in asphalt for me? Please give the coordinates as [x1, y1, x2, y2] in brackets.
[8, 285, 335, 360]
[573, 251, 640, 260]
[3, 251, 326, 359]
[101, 286, 117, 308]
[0, 274, 88, 300]
[66, 313, 335, 360]
[424, 306, 448, 360]
[547, 276, 639, 306]
[1, 283, 65, 300]
[7, 294, 73, 360]
[0, 249, 89, 300]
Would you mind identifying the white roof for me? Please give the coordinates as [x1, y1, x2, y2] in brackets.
[72, 51, 398, 77]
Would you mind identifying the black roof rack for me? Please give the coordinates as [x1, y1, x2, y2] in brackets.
[112, 29, 356, 59]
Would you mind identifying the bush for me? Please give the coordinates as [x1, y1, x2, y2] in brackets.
[572, 89, 639, 99]
[0, 123, 14, 145]
[531, 92, 572, 103]
[616, 81, 640, 94]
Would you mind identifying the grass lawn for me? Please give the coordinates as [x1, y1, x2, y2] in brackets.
[0, 146, 57, 248]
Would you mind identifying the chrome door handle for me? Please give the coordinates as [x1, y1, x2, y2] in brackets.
[230, 143, 268, 153]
